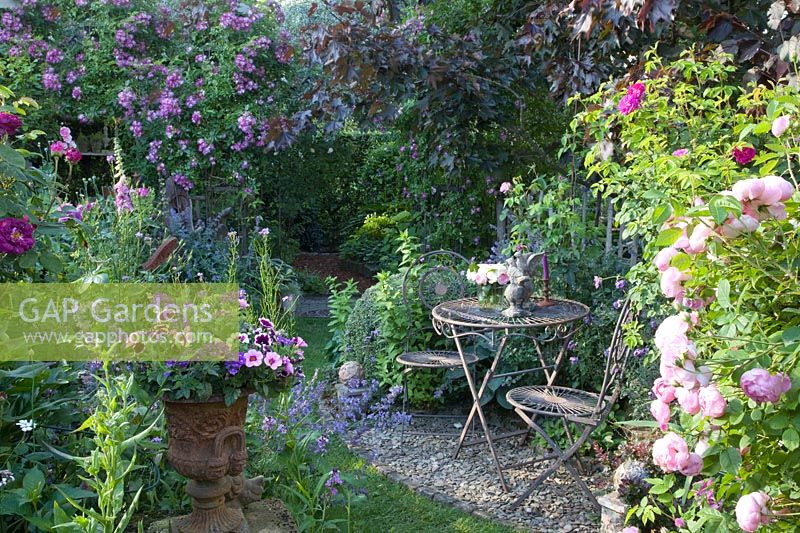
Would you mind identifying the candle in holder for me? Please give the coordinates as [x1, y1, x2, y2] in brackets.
[541, 253, 549, 281]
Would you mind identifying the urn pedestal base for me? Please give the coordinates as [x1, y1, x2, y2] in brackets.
[150, 499, 298, 533]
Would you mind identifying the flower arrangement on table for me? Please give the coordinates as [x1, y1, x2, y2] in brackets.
[465, 262, 510, 308]
[142, 316, 306, 406]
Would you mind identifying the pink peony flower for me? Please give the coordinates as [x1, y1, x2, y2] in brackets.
[672, 148, 689, 157]
[264, 351, 282, 370]
[698, 385, 726, 418]
[675, 386, 701, 415]
[740, 368, 792, 403]
[660, 267, 690, 299]
[65, 147, 82, 164]
[732, 147, 756, 165]
[652, 432, 690, 473]
[497, 272, 510, 285]
[679, 452, 703, 476]
[653, 247, 678, 272]
[0, 216, 35, 255]
[0, 112, 22, 136]
[771, 115, 790, 137]
[652, 377, 677, 403]
[243, 349, 263, 367]
[499, 182, 512, 194]
[650, 400, 671, 429]
[735, 492, 771, 532]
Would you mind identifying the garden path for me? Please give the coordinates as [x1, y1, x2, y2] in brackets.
[347, 414, 607, 532]
[293, 252, 376, 293]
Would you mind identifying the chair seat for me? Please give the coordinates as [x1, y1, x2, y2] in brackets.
[396, 350, 478, 368]
[506, 385, 603, 418]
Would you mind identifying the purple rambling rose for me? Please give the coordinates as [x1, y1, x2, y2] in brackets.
[0, 112, 22, 136]
[0, 216, 35, 255]
[740, 368, 791, 403]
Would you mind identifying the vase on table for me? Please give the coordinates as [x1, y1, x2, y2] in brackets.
[477, 285, 505, 309]
[163, 392, 264, 533]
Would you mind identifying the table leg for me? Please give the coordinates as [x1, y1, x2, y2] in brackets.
[452, 332, 510, 492]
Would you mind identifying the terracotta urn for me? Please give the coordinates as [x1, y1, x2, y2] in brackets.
[163, 393, 264, 533]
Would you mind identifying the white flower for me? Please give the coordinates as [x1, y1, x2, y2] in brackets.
[0, 470, 14, 488]
[16, 420, 36, 432]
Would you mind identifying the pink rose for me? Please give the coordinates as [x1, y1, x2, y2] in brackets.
[650, 400, 671, 429]
[720, 214, 759, 238]
[694, 439, 710, 457]
[771, 115, 790, 137]
[735, 492, 771, 532]
[740, 368, 792, 403]
[497, 272, 510, 285]
[660, 267, 690, 299]
[672, 148, 689, 157]
[759, 175, 794, 204]
[655, 315, 691, 360]
[474, 273, 487, 285]
[679, 452, 703, 476]
[687, 222, 715, 254]
[653, 247, 679, 272]
[766, 203, 787, 220]
[698, 385, 727, 418]
[671, 359, 702, 389]
[499, 182, 512, 194]
[675, 386, 700, 415]
[732, 178, 764, 202]
[652, 432, 690, 473]
[652, 377, 677, 403]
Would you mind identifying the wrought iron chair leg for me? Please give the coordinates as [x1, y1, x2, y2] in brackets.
[560, 417, 586, 474]
[399, 369, 410, 454]
[509, 409, 598, 510]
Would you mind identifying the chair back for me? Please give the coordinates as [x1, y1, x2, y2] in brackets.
[593, 298, 635, 418]
[401, 250, 471, 310]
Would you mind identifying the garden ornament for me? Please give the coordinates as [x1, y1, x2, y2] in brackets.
[502, 251, 543, 317]
[338, 361, 365, 384]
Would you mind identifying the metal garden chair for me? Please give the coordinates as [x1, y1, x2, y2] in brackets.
[395, 250, 479, 447]
[504, 298, 635, 510]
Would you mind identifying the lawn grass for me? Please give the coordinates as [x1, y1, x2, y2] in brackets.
[294, 316, 517, 533]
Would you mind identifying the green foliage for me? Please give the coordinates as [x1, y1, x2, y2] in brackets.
[325, 277, 360, 367]
[54, 366, 155, 533]
[574, 50, 800, 530]
[339, 211, 412, 271]
[0, 87, 68, 281]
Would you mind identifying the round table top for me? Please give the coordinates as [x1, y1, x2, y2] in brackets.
[431, 297, 590, 330]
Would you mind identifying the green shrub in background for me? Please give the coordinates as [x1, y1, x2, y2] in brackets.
[339, 211, 413, 272]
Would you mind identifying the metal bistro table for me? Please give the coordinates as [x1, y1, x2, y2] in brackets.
[431, 296, 590, 491]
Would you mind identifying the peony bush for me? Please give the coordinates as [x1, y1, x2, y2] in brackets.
[568, 50, 800, 531]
